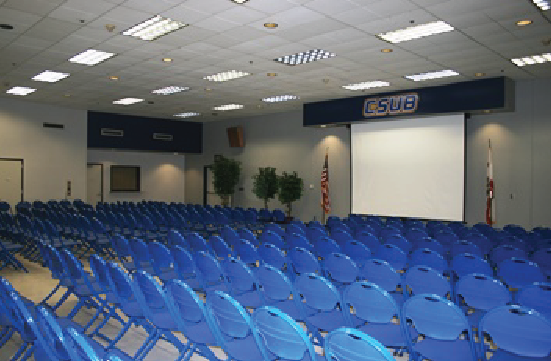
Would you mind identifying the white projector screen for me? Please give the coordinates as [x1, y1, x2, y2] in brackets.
[351, 114, 465, 221]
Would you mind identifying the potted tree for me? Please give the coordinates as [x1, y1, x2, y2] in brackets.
[252, 167, 278, 209]
[277, 171, 304, 219]
[211, 155, 241, 206]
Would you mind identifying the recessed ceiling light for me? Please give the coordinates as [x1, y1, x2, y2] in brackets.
[231, 0, 249, 3]
[484, 110, 491, 113]
[274, 49, 336, 66]
[342, 81, 390, 91]
[381, 48, 393, 53]
[213, 104, 243, 111]
[320, 125, 327, 128]
[6, 86, 36, 96]
[0, 24, 14, 30]
[475, 72, 486, 77]
[32, 70, 70, 83]
[516, 19, 533, 26]
[267, 73, 277, 77]
[64, 93, 71, 97]
[204, 70, 250, 82]
[109, 75, 119, 80]
[378, 20, 454, 43]
[405, 69, 460, 81]
[264, 23, 278, 28]
[262, 95, 300, 103]
[69, 49, 116, 66]
[174, 112, 200, 118]
[112, 98, 144, 105]
[162, 57, 173, 62]
[532, 0, 550, 10]
[511, 52, 551, 66]
[122, 15, 188, 41]
[152, 86, 190, 95]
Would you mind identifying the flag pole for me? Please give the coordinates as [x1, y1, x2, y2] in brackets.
[321, 147, 329, 226]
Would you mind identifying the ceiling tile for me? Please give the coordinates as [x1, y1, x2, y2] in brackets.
[3, 0, 64, 17]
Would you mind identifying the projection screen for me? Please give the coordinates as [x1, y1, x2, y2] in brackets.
[351, 114, 465, 221]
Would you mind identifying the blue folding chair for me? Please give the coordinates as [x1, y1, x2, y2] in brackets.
[167, 230, 190, 249]
[148, 242, 178, 282]
[404, 265, 452, 299]
[331, 229, 354, 245]
[238, 228, 259, 247]
[314, 237, 341, 260]
[111, 235, 137, 271]
[165, 279, 224, 361]
[355, 231, 381, 252]
[383, 234, 412, 254]
[362, 259, 404, 304]
[376, 244, 407, 272]
[451, 240, 483, 259]
[295, 273, 351, 344]
[455, 274, 511, 329]
[260, 230, 285, 249]
[410, 248, 447, 274]
[256, 264, 304, 320]
[171, 245, 202, 291]
[195, 251, 230, 293]
[490, 245, 527, 267]
[221, 226, 241, 248]
[127, 238, 155, 273]
[451, 253, 493, 281]
[403, 294, 477, 361]
[187, 232, 214, 254]
[224, 257, 265, 308]
[132, 271, 192, 359]
[324, 252, 361, 290]
[414, 237, 445, 257]
[63, 326, 132, 361]
[324, 328, 396, 361]
[236, 239, 261, 267]
[478, 305, 551, 360]
[405, 228, 430, 246]
[517, 282, 551, 320]
[498, 258, 544, 289]
[290, 247, 322, 278]
[210, 235, 235, 261]
[259, 243, 288, 273]
[344, 282, 408, 354]
[287, 233, 314, 251]
[252, 306, 321, 361]
[206, 290, 270, 361]
[341, 240, 372, 269]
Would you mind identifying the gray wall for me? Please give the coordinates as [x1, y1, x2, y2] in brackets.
[185, 112, 350, 222]
[185, 78, 551, 229]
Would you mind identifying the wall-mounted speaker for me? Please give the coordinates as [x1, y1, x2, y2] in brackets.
[227, 126, 244, 148]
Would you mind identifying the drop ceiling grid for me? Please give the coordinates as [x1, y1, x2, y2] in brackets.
[0, 0, 548, 121]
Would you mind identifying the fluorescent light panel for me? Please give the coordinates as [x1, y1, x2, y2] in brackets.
[342, 81, 390, 91]
[204, 70, 250, 82]
[262, 95, 300, 103]
[405, 69, 459, 81]
[152, 86, 190, 95]
[113, 98, 144, 105]
[231, 0, 249, 3]
[69, 49, 116, 66]
[32, 70, 70, 83]
[213, 104, 243, 111]
[174, 112, 200, 118]
[275, 49, 336, 66]
[6, 86, 36, 96]
[378, 21, 454, 44]
[511, 53, 551, 66]
[122, 15, 188, 41]
[533, 0, 550, 10]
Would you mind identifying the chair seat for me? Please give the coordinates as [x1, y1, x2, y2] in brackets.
[485, 350, 542, 361]
[352, 317, 408, 347]
[185, 321, 218, 345]
[231, 291, 263, 308]
[266, 300, 302, 321]
[224, 335, 266, 361]
[413, 338, 473, 361]
[149, 310, 179, 330]
[159, 269, 179, 282]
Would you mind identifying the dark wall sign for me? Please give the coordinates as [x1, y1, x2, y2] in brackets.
[303, 77, 514, 127]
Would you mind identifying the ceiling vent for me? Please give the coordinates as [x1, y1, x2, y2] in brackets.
[101, 128, 124, 137]
[43, 122, 64, 129]
[153, 133, 173, 141]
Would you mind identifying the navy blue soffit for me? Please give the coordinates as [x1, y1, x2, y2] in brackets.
[303, 76, 514, 127]
[87, 111, 203, 154]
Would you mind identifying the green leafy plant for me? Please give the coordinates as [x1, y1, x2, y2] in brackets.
[211, 155, 241, 206]
[252, 167, 278, 209]
[277, 171, 304, 217]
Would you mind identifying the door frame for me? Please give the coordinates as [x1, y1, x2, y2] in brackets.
[203, 165, 213, 206]
[0, 158, 24, 203]
[87, 162, 104, 203]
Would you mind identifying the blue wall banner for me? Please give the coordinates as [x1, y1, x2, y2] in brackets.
[303, 76, 514, 127]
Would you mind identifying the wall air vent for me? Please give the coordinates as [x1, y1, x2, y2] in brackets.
[43, 122, 64, 129]
[101, 128, 124, 137]
[153, 133, 173, 141]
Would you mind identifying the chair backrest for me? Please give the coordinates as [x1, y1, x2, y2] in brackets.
[306, 227, 328, 244]
[403, 294, 476, 361]
[148, 241, 175, 275]
[260, 230, 285, 249]
[131, 270, 174, 328]
[456, 273, 511, 312]
[331, 229, 354, 245]
[362, 259, 402, 293]
[256, 264, 299, 307]
[405, 265, 451, 299]
[479, 305, 551, 359]
[517, 282, 551, 320]
[451, 240, 482, 258]
[498, 258, 544, 289]
[383, 234, 412, 254]
[224, 257, 264, 305]
[259, 243, 287, 270]
[206, 290, 269, 361]
[168, 230, 189, 248]
[128, 238, 151, 266]
[343, 281, 400, 325]
[238, 228, 259, 247]
[286, 224, 305, 236]
[88, 254, 111, 292]
[324, 252, 361, 287]
[106, 262, 145, 317]
[236, 239, 260, 266]
[379, 226, 401, 241]
[491, 244, 527, 266]
[314, 237, 341, 259]
[341, 240, 371, 268]
[0, 278, 40, 343]
[64, 327, 100, 361]
[286, 233, 313, 250]
[414, 237, 445, 256]
[221, 226, 240, 248]
[405, 228, 429, 245]
[451, 253, 493, 279]
[532, 248, 551, 271]
[210, 235, 234, 260]
[187, 232, 213, 254]
[355, 231, 381, 251]
[289, 247, 321, 276]
[253, 306, 317, 361]
[324, 328, 396, 361]
[264, 223, 285, 238]
[61, 249, 96, 291]
[195, 251, 228, 290]
[111, 235, 133, 261]
[434, 230, 459, 247]
[171, 245, 199, 281]
[410, 248, 447, 274]
[375, 244, 407, 271]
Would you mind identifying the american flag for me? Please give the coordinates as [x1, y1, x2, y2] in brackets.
[486, 140, 495, 225]
[321, 151, 330, 214]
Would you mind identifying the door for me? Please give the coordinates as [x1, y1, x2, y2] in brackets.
[87, 163, 103, 205]
[0, 159, 23, 212]
[203, 165, 223, 206]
